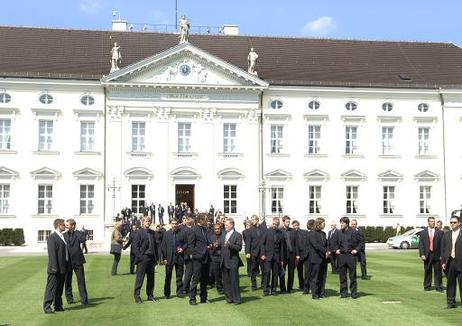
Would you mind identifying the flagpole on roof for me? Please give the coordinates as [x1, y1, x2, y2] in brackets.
[175, 0, 178, 30]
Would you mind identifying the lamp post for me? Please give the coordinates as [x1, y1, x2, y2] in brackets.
[107, 177, 121, 221]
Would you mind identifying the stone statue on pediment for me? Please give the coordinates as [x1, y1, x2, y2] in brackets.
[248, 47, 259, 75]
[179, 15, 190, 44]
[110, 42, 122, 73]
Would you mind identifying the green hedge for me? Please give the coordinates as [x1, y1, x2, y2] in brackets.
[360, 226, 414, 243]
[0, 228, 25, 246]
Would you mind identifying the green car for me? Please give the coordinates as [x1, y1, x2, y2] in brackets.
[386, 228, 424, 249]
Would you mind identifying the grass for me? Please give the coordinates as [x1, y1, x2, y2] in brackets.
[0, 251, 460, 326]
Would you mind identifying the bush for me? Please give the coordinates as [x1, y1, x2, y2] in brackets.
[361, 226, 414, 243]
[0, 228, 25, 246]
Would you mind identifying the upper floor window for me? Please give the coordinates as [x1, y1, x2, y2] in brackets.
[39, 94, 53, 105]
[80, 121, 95, 152]
[81, 95, 95, 106]
[270, 99, 283, 109]
[419, 186, 431, 214]
[308, 125, 321, 154]
[0, 119, 11, 150]
[382, 127, 394, 155]
[308, 100, 320, 110]
[223, 123, 237, 153]
[309, 185, 322, 214]
[0, 93, 11, 104]
[271, 187, 284, 214]
[383, 186, 395, 214]
[418, 127, 430, 155]
[178, 122, 191, 153]
[38, 184, 53, 215]
[345, 126, 358, 154]
[346, 186, 358, 214]
[131, 122, 145, 152]
[38, 120, 53, 151]
[270, 125, 283, 154]
[345, 102, 357, 111]
[382, 102, 393, 112]
[0, 184, 10, 214]
[418, 103, 429, 113]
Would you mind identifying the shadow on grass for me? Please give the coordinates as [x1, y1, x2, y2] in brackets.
[241, 296, 261, 303]
[65, 297, 115, 311]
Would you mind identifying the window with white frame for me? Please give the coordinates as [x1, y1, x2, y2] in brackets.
[131, 122, 145, 152]
[80, 95, 95, 106]
[270, 125, 283, 154]
[383, 186, 395, 214]
[86, 229, 94, 241]
[0, 184, 10, 214]
[131, 184, 145, 214]
[80, 121, 95, 152]
[39, 94, 53, 105]
[38, 184, 53, 214]
[346, 186, 358, 214]
[419, 186, 431, 214]
[382, 102, 393, 112]
[223, 123, 237, 153]
[308, 125, 321, 154]
[309, 185, 321, 214]
[382, 127, 394, 155]
[80, 185, 94, 214]
[271, 187, 284, 214]
[178, 122, 191, 153]
[345, 126, 358, 154]
[0, 92, 11, 104]
[0, 119, 11, 150]
[224, 185, 237, 214]
[38, 120, 53, 151]
[418, 127, 430, 155]
[37, 230, 51, 243]
[270, 99, 283, 109]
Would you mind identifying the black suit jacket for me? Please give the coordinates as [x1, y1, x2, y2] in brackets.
[331, 228, 363, 266]
[63, 230, 86, 267]
[308, 230, 327, 263]
[327, 229, 338, 252]
[220, 230, 243, 269]
[442, 230, 462, 271]
[123, 229, 138, 253]
[295, 229, 310, 261]
[261, 227, 284, 262]
[244, 225, 263, 257]
[281, 227, 296, 262]
[187, 226, 211, 263]
[419, 227, 443, 260]
[209, 232, 223, 263]
[133, 227, 158, 263]
[47, 232, 68, 274]
[161, 229, 186, 264]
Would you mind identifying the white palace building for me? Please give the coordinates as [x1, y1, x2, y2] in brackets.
[2, 19, 462, 246]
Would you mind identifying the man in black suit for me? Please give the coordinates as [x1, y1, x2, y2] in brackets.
[441, 215, 462, 308]
[281, 215, 296, 293]
[220, 218, 243, 304]
[419, 216, 444, 292]
[293, 220, 307, 291]
[245, 215, 265, 290]
[161, 219, 186, 298]
[168, 203, 175, 223]
[158, 204, 165, 225]
[332, 216, 363, 299]
[80, 225, 88, 254]
[64, 219, 89, 305]
[351, 219, 368, 279]
[242, 220, 252, 277]
[123, 222, 140, 274]
[149, 203, 156, 224]
[308, 218, 328, 299]
[188, 213, 211, 305]
[43, 218, 68, 314]
[133, 217, 158, 304]
[261, 217, 284, 295]
[327, 221, 339, 274]
[182, 217, 194, 295]
[209, 223, 224, 294]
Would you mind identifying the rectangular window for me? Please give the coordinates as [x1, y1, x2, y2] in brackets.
[383, 186, 395, 214]
[0, 184, 10, 214]
[0, 119, 11, 150]
[418, 127, 430, 155]
[382, 127, 394, 155]
[131, 122, 145, 152]
[308, 125, 321, 154]
[80, 185, 94, 214]
[309, 185, 322, 214]
[37, 230, 51, 243]
[271, 125, 283, 154]
[419, 186, 431, 214]
[345, 126, 357, 154]
[86, 229, 94, 241]
[223, 123, 237, 153]
[271, 187, 284, 214]
[178, 122, 191, 153]
[223, 185, 237, 214]
[38, 185, 53, 214]
[38, 120, 53, 151]
[346, 186, 359, 214]
[80, 121, 95, 152]
[131, 184, 145, 214]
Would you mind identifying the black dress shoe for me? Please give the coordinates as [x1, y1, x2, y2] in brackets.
[54, 307, 64, 312]
[263, 293, 269, 296]
[44, 308, 54, 314]
[351, 294, 359, 299]
[270, 292, 276, 296]
[147, 296, 156, 302]
[67, 300, 74, 304]
[312, 296, 320, 300]
[340, 294, 348, 299]
[200, 300, 211, 304]
[424, 287, 432, 291]
[436, 288, 444, 292]
[135, 297, 142, 304]
[226, 299, 233, 304]
[447, 304, 456, 309]
[189, 300, 196, 305]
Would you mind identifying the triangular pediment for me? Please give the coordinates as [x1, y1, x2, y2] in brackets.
[265, 169, 292, 180]
[30, 167, 61, 180]
[414, 170, 439, 181]
[378, 170, 403, 181]
[0, 166, 19, 179]
[304, 169, 329, 181]
[102, 42, 268, 89]
[73, 168, 103, 180]
[341, 169, 367, 181]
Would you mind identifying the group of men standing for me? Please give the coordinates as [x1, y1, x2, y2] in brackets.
[419, 215, 462, 308]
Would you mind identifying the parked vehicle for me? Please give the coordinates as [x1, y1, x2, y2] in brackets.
[386, 228, 424, 249]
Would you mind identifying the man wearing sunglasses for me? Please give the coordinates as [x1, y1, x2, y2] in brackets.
[441, 216, 462, 308]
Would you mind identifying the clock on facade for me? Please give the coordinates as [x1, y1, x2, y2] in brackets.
[179, 64, 191, 76]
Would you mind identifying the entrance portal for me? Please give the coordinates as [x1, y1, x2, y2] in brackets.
[175, 184, 195, 210]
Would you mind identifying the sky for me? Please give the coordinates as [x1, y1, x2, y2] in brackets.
[1, 0, 462, 45]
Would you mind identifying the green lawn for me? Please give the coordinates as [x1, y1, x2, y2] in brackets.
[0, 251, 460, 326]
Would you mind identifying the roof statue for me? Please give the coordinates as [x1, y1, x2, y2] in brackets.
[110, 42, 121, 73]
[179, 15, 190, 44]
[247, 47, 259, 75]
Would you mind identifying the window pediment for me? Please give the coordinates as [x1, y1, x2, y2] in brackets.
[378, 170, 403, 182]
[217, 168, 245, 180]
[30, 167, 61, 180]
[0, 166, 19, 180]
[265, 169, 292, 181]
[304, 169, 329, 181]
[124, 167, 153, 180]
[170, 167, 200, 180]
[73, 168, 103, 180]
[341, 170, 367, 181]
[414, 170, 439, 182]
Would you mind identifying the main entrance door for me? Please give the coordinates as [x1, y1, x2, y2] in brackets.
[175, 184, 195, 210]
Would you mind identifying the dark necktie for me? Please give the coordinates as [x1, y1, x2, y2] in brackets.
[173, 231, 177, 249]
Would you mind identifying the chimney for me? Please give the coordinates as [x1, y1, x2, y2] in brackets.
[112, 19, 128, 31]
[221, 25, 239, 36]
